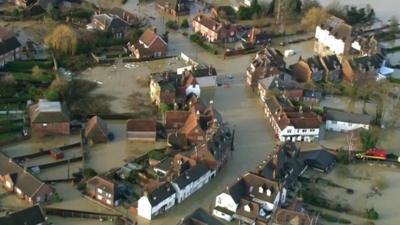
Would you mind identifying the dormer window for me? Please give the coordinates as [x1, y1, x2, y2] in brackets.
[258, 186, 264, 193]
[266, 188, 272, 197]
[244, 204, 251, 212]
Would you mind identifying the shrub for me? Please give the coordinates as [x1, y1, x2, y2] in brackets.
[166, 20, 179, 30]
[83, 168, 97, 179]
[180, 19, 189, 28]
[77, 181, 86, 191]
[365, 208, 379, 220]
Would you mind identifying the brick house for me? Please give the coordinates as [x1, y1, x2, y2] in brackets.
[0, 26, 22, 68]
[246, 47, 285, 89]
[126, 119, 157, 142]
[290, 56, 324, 82]
[86, 175, 120, 206]
[29, 99, 70, 135]
[128, 28, 168, 59]
[192, 14, 237, 43]
[84, 116, 108, 144]
[0, 153, 54, 205]
[155, 0, 190, 16]
[90, 13, 129, 38]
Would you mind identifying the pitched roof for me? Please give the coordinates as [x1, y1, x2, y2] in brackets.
[148, 182, 176, 206]
[173, 163, 210, 189]
[300, 149, 336, 171]
[126, 119, 156, 132]
[178, 109, 202, 135]
[139, 28, 166, 47]
[165, 111, 190, 130]
[236, 199, 261, 221]
[84, 116, 108, 139]
[0, 153, 52, 198]
[273, 208, 318, 225]
[320, 16, 352, 42]
[325, 108, 373, 124]
[0, 205, 46, 225]
[306, 56, 324, 72]
[30, 100, 69, 123]
[322, 55, 341, 71]
[87, 175, 115, 194]
[179, 208, 225, 225]
[192, 14, 222, 32]
[0, 36, 21, 55]
[258, 76, 283, 91]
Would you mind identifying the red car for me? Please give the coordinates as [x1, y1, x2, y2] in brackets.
[365, 148, 387, 160]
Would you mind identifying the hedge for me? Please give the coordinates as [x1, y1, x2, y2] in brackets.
[5, 60, 54, 72]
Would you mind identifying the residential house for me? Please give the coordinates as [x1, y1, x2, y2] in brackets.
[300, 149, 336, 173]
[176, 108, 206, 145]
[0, 26, 22, 68]
[155, 0, 190, 16]
[90, 13, 129, 38]
[126, 119, 157, 142]
[192, 14, 237, 43]
[243, 27, 271, 45]
[314, 16, 352, 58]
[257, 75, 303, 102]
[272, 208, 318, 225]
[29, 99, 70, 135]
[150, 72, 178, 107]
[178, 208, 225, 225]
[342, 53, 385, 82]
[246, 47, 285, 89]
[128, 28, 168, 59]
[84, 116, 108, 143]
[171, 163, 215, 203]
[290, 56, 324, 82]
[0, 153, 54, 205]
[165, 110, 190, 135]
[264, 96, 321, 142]
[213, 172, 283, 222]
[109, 7, 139, 26]
[325, 108, 373, 132]
[320, 54, 342, 82]
[137, 182, 177, 220]
[351, 35, 379, 56]
[254, 142, 306, 188]
[86, 175, 120, 207]
[0, 205, 47, 225]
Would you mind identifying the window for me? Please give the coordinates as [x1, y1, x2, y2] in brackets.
[217, 197, 222, 205]
[42, 123, 48, 127]
[97, 188, 103, 194]
[310, 129, 315, 132]
[331, 121, 337, 124]
[287, 130, 292, 134]
[302, 129, 307, 133]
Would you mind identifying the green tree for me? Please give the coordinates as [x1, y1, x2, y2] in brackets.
[181, 19, 189, 29]
[365, 208, 379, 220]
[44, 25, 78, 56]
[0, 75, 17, 97]
[302, 0, 321, 12]
[360, 128, 379, 150]
[165, 20, 179, 30]
[282, 0, 302, 20]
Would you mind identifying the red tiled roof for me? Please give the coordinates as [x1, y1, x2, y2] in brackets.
[126, 119, 156, 132]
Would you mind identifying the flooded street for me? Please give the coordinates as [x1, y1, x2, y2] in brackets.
[137, 68, 277, 225]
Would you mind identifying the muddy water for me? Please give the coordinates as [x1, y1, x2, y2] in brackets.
[137, 73, 276, 225]
[320, 0, 398, 22]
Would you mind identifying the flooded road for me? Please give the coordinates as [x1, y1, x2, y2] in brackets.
[137, 68, 277, 225]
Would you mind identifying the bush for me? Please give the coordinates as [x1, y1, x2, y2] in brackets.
[70, 8, 93, 20]
[5, 60, 54, 72]
[365, 208, 379, 220]
[83, 168, 97, 179]
[77, 181, 86, 191]
[181, 19, 189, 28]
[189, 33, 219, 55]
[166, 20, 179, 30]
[45, 89, 60, 101]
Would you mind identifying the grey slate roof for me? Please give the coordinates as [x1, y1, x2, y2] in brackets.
[0, 36, 21, 55]
[30, 100, 69, 123]
[179, 208, 225, 225]
[0, 153, 50, 198]
[0, 205, 46, 225]
[148, 182, 176, 206]
[325, 108, 373, 124]
[300, 149, 336, 172]
[303, 89, 322, 100]
[173, 163, 210, 189]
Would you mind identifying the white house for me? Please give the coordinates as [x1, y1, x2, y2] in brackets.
[137, 182, 176, 220]
[213, 172, 284, 222]
[325, 108, 373, 132]
[314, 16, 352, 57]
[264, 96, 321, 142]
[171, 163, 215, 203]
